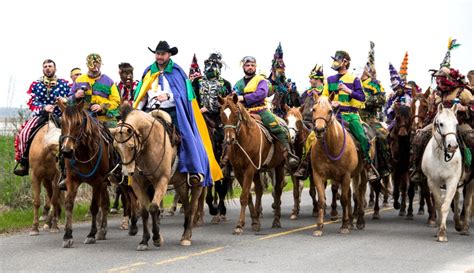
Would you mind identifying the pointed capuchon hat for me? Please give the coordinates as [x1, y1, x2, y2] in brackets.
[364, 41, 376, 79]
[188, 54, 202, 80]
[399, 52, 409, 82]
[389, 63, 405, 89]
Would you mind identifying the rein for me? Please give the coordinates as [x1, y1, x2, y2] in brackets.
[434, 121, 458, 162]
[314, 109, 347, 161]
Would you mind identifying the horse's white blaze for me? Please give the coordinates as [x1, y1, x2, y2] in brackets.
[287, 115, 297, 143]
[414, 99, 421, 125]
[223, 108, 231, 120]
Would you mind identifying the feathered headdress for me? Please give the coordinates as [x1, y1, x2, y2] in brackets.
[399, 52, 409, 82]
[364, 41, 376, 79]
[271, 42, 285, 72]
[188, 54, 202, 80]
[440, 37, 461, 68]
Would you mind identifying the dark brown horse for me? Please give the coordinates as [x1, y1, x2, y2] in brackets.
[110, 107, 203, 249]
[283, 105, 318, 219]
[58, 99, 113, 248]
[218, 94, 286, 234]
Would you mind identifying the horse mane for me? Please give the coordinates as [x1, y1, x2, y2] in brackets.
[398, 104, 411, 119]
[317, 96, 332, 111]
[63, 105, 100, 147]
[120, 104, 134, 122]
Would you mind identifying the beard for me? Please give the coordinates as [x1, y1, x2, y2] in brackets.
[244, 69, 255, 77]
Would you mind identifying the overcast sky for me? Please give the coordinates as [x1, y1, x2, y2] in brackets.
[0, 0, 472, 108]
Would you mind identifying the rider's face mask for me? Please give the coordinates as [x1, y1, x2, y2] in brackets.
[331, 56, 345, 71]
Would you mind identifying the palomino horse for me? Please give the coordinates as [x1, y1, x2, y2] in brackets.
[218, 94, 286, 234]
[409, 90, 436, 224]
[284, 106, 318, 219]
[422, 103, 465, 242]
[110, 106, 204, 250]
[58, 99, 113, 248]
[389, 105, 412, 217]
[310, 94, 369, 236]
[29, 118, 62, 235]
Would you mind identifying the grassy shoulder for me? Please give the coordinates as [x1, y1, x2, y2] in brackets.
[0, 175, 310, 234]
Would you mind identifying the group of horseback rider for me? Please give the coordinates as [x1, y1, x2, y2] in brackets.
[13, 40, 474, 196]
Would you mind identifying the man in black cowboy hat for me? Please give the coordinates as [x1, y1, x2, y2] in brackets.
[133, 41, 216, 187]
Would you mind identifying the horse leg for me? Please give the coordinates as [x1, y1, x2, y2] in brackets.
[372, 178, 381, 220]
[312, 172, 326, 237]
[30, 173, 41, 236]
[234, 170, 252, 235]
[436, 179, 458, 242]
[84, 184, 100, 244]
[193, 186, 206, 227]
[272, 167, 285, 228]
[368, 183, 375, 208]
[250, 174, 262, 232]
[406, 181, 415, 220]
[183, 183, 203, 244]
[97, 182, 109, 241]
[42, 179, 54, 230]
[340, 174, 352, 234]
[355, 173, 367, 230]
[206, 184, 218, 217]
[216, 177, 229, 222]
[453, 190, 462, 232]
[399, 173, 408, 216]
[49, 173, 61, 232]
[382, 176, 390, 208]
[119, 185, 130, 231]
[62, 180, 78, 248]
[418, 184, 426, 215]
[422, 182, 436, 227]
[461, 183, 473, 235]
[40, 190, 51, 222]
[127, 187, 139, 236]
[330, 183, 338, 220]
[290, 175, 301, 220]
[309, 175, 318, 217]
[150, 176, 168, 248]
[131, 181, 151, 251]
[393, 172, 401, 210]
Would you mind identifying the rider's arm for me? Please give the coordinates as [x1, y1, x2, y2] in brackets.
[242, 80, 268, 105]
[27, 82, 44, 115]
[348, 78, 366, 102]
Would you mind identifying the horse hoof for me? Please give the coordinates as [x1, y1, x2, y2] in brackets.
[427, 220, 437, 227]
[368, 200, 375, 208]
[97, 230, 106, 240]
[252, 224, 261, 232]
[166, 211, 175, 217]
[399, 211, 406, 217]
[153, 236, 164, 247]
[220, 215, 227, 222]
[330, 216, 338, 221]
[290, 214, 298, 220]
[339, 228, 350, 234]
[272, 221, 281, 228]
[43, 223, 50, 230]
[356, 223, 365, 230]
[39, 215, 48, 222]
[437, 236, 448, 242]
[460, 229, 470, 236]
[29, 230, 39, 236]
[313, 230, 323, 237]
[137, 244, 148, 251]
[233, 228, 243, 235]
[405, 215, 414, 220]
[393, 202, 400, 210]
[128, 226, 138, 236]
[180, 239, 191, 246]
[372, 213, 380, 220]
[417, 209, 425, 215]
[50, 228, 59, 233]
[211, 216, 220, 224]
[84, 237, 96, 244]
[62, 239, 74, 248]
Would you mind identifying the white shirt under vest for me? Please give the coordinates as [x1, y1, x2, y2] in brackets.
[138, 74, 175, 110]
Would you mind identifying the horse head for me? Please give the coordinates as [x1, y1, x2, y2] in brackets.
[434, 103, 459, 155]
[58, 99, 88, 158]
[218, 93, 244, 145]
[411, 89, 430, 131]
[312, 93, 334, 139]
[394, 105, 412, 137]
[284, 105, 303, 144]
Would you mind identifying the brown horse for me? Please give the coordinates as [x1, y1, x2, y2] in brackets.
[218, 94, 286, 234]
[28, 119, 62, 235]
[58, 99, 113, 248]
[110, 106, 203, 250]
[311, 94, 368, 236]
[283, 106, 318, 219]
[409, 89, 436, 223]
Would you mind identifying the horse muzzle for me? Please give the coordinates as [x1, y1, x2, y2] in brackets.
[62, 148, 73, 159]
[314, 127, 326, 139]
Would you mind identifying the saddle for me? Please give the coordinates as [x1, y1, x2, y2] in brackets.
[148, 110, 181, 147]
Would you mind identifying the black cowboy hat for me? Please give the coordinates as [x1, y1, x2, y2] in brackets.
[148, 41, 178, 56]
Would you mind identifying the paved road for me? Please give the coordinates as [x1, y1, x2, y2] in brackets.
[1, 189, 473, 272]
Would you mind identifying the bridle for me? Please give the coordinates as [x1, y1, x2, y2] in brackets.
[313, 107, 347, 161]
[434, 118, 458, 162]
[114, 119, 157, 167]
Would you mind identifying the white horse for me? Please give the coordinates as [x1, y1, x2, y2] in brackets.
[422, 103, 464, 242]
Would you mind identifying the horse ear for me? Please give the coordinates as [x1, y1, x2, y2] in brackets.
[452, 103, 459, 114]
[437, 102, 444, 113]
[109, 127, 118, 135]
[299, 105, 304, 114]
[232, 93, 239, 104]
[283, 104, 290, 112]
[328, 92, 335, 102]
[423, 87, 431, 99]
[217, 95, 224, 106]
[57, 97, 66, 112]
[312, 92, 320, 102]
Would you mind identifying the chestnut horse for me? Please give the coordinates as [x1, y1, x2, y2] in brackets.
[58, 99, 113, 248]
[28, 118, 62, 235]
[218, 94, 286, 234]
[310, 94, 368, 236]
[283, 106, 318, 219]
[110, 106, 204, 249]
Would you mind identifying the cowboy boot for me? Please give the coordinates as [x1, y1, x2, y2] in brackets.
[283, 142, 299, 169]
[294, 155, 310, 180]
[13, 158, 29, 176]
[365, 160, 380, 183]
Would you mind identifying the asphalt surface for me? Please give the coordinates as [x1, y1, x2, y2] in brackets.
[0, 188, 473, 273]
